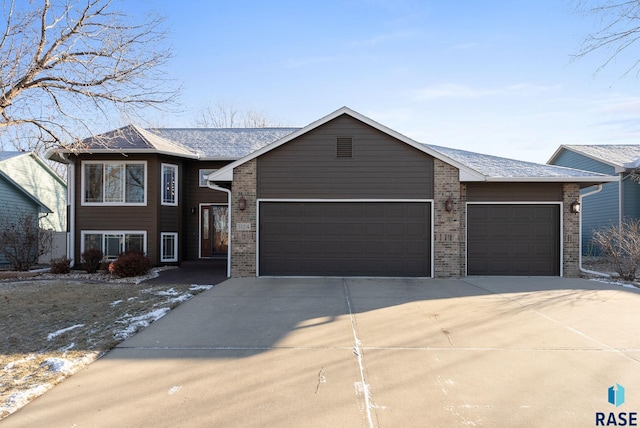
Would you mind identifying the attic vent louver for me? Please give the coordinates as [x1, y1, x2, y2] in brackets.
[337, 137, 353, 158]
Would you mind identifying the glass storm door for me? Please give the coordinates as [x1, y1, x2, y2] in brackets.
[200, 205, 228, 258]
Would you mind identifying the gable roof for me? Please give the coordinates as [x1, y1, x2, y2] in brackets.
[208, 107, 617, 185]
[548, 145, 640, 173]
[0, 169, 52, 213]
[0, 151, 66, 188]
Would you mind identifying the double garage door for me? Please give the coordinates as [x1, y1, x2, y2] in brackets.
[259, 201, 431, 277]
[258, 202, 561, 277]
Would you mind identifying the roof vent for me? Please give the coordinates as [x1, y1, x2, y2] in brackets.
[336, 137, 353, 158]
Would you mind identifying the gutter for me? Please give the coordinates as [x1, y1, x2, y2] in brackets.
[206, 182, 231, 278]
[578, 184, 609, 277]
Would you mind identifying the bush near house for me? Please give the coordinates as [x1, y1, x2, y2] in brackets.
[111, 251, 151, 278]
[591, 218, 640, 281]
[50, 258, 71, 274]
[81, 248, 103, 274]
[0, 211, 52, 271]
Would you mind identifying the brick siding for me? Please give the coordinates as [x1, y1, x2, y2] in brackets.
[230, 159, 257, 277]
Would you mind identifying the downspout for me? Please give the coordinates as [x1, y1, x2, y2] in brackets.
[619, 172, 624, 227]
[63, 154, 76, 268]
[579, 184, 609, 277]
[207, 182, 231, 278]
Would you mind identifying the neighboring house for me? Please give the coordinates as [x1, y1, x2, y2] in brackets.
[0, 152, 67, 265]
[548, 145, 640, 255]
[49, 107, 616, 278]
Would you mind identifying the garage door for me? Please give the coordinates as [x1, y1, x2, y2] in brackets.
[259, 202, 431, 276]
[467, 204, 560, 276]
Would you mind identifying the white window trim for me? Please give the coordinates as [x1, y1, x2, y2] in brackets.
[81, 160, 148, 206]
[160, 232, 178, 262]
[80, 230, 148, 260]
[161, 163, 179, 206]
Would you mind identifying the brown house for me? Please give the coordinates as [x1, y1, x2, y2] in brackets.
[50, 107, 615, 278]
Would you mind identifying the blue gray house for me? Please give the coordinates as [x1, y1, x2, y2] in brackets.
[0, 152, 67, 266]
[548, 145, 640, 254]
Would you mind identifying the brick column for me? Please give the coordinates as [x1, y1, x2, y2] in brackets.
[231, 159, 257, 277]
[563, 183, 581, 277]
[433, 159, 463, 278]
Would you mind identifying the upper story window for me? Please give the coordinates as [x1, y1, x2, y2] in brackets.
[82, 161, 146, 205]
[199, 169, 217, 187]
[162, 163, 178, 206]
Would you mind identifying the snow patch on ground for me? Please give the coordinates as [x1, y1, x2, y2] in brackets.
[590, 278, 640, 289]
[47, 324, 85, 341]
[113, 308, 171, 341]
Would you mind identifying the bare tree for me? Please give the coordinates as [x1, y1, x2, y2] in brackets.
[573, 1, 640, 77]
[193, 100, 280, 128]
[0, 210, 53, 271]
[591, 218, 640, 280]
[0, 0, 178, 153]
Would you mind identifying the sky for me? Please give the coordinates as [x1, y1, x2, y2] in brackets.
[122, 0, 640, 164]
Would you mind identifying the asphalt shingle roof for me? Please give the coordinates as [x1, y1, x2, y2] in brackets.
[426, 144, 610, 179]
[147, 128, 299, 159]
[556, 145, 640, 169]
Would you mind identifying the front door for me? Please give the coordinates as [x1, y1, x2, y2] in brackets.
[200, 205, 229, 258]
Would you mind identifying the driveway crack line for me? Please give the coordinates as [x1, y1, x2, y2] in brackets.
[343, 279, 375, 428]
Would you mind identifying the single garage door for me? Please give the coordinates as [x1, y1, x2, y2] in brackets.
[259, 201, 431, 276]
[467, 204, 560, 276]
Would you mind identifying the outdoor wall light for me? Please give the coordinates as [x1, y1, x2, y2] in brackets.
[238, 194, 247, 211]
[445, 195, 454, 212]
[570, 200, 581, 214]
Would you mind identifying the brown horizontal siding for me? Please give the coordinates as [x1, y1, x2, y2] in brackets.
[258, 114, 434, 199]
[73, 153, 160, 263]
[182, 160, 231, 260]
[466, 183, 563, 202]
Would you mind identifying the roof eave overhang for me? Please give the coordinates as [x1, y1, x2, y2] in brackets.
[48, 148, 200, 160]
[207, 106, 487, 184]
[548, 145, 624, 171]
[482, 176, 618, 182]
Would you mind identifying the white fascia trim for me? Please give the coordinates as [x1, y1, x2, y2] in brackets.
[465, 201, 564, 277]
[207, 106, 486, 183]
[61, 148, 199, 160]
[482, 176, 619, 183]
[258, 198, 434, 202]
[256, 198, 435, 279]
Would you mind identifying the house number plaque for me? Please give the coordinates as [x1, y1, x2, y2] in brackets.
[236, 223, 252, 231]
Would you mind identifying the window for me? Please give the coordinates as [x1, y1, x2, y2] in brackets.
[161, 232, 178, 262]
[82, 161, 146, 205]
[162, 164, 178, 206]
[82, 231, 147, 260]
[199, 169, 217, 187]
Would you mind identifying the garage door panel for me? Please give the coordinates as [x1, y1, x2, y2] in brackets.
[468, 204, 560, 276]
[259, 202, 431, 276]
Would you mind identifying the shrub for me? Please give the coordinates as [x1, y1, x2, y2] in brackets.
[82, 248, 103, 274]
[50, 258, 71, 274]
[591, 218, 640, 281]
[0, 210, 52, 271]
[111, 251, 151, 278]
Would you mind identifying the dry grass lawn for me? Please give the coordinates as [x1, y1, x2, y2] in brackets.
[0, 269, 212, 419]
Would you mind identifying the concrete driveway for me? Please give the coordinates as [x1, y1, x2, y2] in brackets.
[3, 276, 640, 427]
